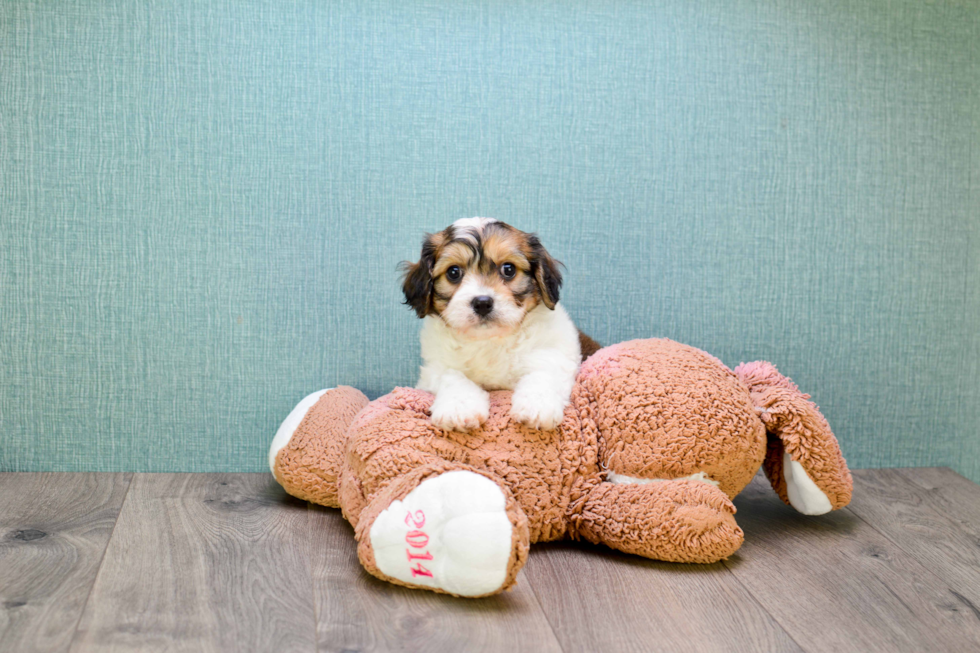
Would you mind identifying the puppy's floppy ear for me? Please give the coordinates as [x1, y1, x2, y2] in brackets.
[529, 234, 563, 309]
[400, 234, 438, 318]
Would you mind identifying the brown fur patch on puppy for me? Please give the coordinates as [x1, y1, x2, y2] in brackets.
[399, 229, 449, 318]
[400, 220, 567, 330]
[578, 331, 602, 361]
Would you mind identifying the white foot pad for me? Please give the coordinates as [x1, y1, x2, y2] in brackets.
[784, 452, 833, 515]
[369, 471, 513, 597]
[269, 389, 332, 474]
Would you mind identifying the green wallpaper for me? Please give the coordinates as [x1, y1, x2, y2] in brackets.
[2, 0, 978, 480]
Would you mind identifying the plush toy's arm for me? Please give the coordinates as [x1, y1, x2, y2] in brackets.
[734, 362, 853, 515]
[569, 478, 743, 563]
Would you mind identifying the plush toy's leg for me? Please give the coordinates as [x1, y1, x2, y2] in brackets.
[352, 464, 530, 598]
[571, 478, 744, 563]
[734, 362, 853, 515]
[269, 386, 369, 508]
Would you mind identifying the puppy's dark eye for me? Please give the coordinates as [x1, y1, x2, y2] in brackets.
[500, 263, 517, 280]
[446, 266, 462, 282]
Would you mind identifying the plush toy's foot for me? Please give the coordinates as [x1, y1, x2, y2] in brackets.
[269, 388, 333, 474]
[269, 386, 370, 508]
[356, 469, 530, 597]
[572, 478, 744, 563]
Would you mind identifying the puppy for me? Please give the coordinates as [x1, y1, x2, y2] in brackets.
[401, 217, 599, 432]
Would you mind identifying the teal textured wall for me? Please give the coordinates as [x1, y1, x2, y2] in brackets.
[2, 1, 978, 480]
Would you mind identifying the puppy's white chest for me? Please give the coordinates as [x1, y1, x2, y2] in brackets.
[417, 303, 580, 395]
[448, 340, 524, 391]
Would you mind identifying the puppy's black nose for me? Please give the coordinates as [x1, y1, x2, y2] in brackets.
[471, 295, 494, 317]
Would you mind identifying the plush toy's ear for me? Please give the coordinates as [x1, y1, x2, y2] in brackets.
[734, 361, 852, 515]
[400, 234, 438, 318]
[529, 235, 563, 309]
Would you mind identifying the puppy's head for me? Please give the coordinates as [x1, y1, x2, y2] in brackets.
[400, 217, 562, 338]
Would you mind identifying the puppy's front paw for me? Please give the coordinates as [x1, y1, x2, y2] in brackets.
[510, 388, 567, 430]
[430, 390, 490, 432]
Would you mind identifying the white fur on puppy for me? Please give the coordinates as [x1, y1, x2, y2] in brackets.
[403, 218, 584, 431]
[418, 303, 580, 430]
[427, 368, 491, 431]
[510, 372, 572, 431]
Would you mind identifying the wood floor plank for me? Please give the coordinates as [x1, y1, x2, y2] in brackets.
[0, 473, 132, 653]
[307, 505, 563, 653]
[848, 468, 980, 609]
[10, 468, 976, 652]
[69, 474, 316, 653]
[724, 474, 980, 652]
[898, 467, 980, 533]
[522, 540, 801, 653]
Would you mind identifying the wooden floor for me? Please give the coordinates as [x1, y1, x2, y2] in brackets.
[2, 469, 979, 652]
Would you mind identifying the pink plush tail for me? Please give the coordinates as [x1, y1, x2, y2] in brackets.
[734, 362, 852, 511]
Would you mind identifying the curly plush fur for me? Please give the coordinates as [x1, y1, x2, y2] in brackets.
[270, 338, 852, 597]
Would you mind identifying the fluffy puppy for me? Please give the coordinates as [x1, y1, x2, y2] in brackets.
[401, 217, 598, 432]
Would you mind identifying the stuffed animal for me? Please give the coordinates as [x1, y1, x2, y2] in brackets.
[269, 338, 852, 598]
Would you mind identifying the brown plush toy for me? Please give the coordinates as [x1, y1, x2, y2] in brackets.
[269, 338, 852, 598]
